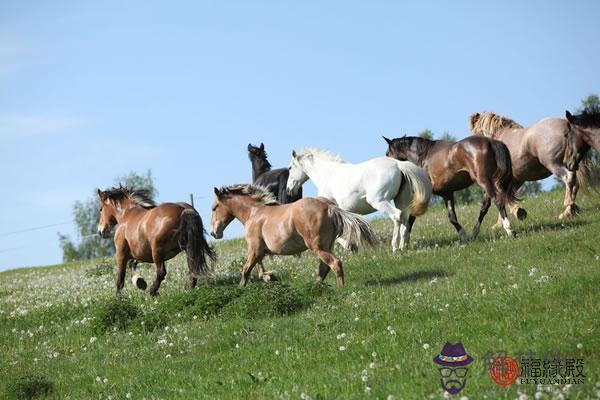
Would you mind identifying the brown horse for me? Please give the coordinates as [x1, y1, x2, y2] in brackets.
[97, 186, 215, 296]
[384, 136, 522, 239]
[470, 111, 600, 219]
[210, 184, 376, 287]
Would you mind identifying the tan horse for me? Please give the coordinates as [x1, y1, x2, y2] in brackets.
[470, 112, 600, 219]
[97, 186, 215, 296]
[210, 184, 376, 287]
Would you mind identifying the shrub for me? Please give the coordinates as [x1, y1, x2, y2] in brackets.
[90, 296, 138, 334]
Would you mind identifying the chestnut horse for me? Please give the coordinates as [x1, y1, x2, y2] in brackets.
[97, 186, 215, 296]
[470, 111, 600, 219]
[210, 184, 376, 287]
[384, 136, 522, 239]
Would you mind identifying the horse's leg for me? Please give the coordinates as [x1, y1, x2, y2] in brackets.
[368, 199, 402, 252]
[149, 257, 167, 296]
[398, 212, 411, 250]
[129, 259, 147, 290]
[472, 194, 492, 239]
[476, 174, 515, 238]
[312, 249, 344, 287]
[316, 261, 330, 283]
[115, 251, 129, 295]
[558, 168, 579, 219]
[443, 194, 466, 242]
[240, 244, 262, 287]
[257, 260, 273, 282]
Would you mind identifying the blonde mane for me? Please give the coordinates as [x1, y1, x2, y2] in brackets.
[469, 112, 523, 138]
[296, 147, 346, 163]
[218, 184, 279, 205]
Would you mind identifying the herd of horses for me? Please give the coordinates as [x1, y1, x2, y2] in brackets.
[96, 110, 600, 295]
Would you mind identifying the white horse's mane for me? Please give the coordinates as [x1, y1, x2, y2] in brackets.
[296, 147, 346, 163]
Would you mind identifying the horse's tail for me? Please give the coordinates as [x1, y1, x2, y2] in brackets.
[489, 140, 525, 217]
[178, 209, 216, 278]
[328, 206, 377, 249]
[397, 162, 432, 217]
[576, 153, 600, 194]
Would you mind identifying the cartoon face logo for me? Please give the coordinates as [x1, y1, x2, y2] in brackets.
[433, 342, 473, 395]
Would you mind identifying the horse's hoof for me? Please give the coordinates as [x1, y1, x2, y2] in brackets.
[516, 208, 527, 220]
[508, 231, 517, 238]
[136, 278, 148, 290]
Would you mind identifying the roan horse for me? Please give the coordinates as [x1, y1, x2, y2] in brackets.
[97, 186, 215, 296]
[210, 184, 376, 287]
[384, 136, 523, 239]
[286, 148, 432, 252]
[470, 111, 600, 219]
[248, 143, 302, 203]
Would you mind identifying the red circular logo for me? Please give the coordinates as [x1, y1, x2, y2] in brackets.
[489, 356, 520, 387]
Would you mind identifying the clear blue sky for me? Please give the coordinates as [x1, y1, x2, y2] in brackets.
[1, 1, 599, 271]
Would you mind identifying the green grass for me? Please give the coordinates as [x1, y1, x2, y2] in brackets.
[1, 190, 599, 399]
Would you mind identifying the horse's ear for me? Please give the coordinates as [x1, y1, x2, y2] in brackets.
[247, 144, 253, 151]
[566, 110, 574, 122]
[214, 187, 221, 196]
[260, 143, 264, 151]
[382, 136, 392, 145]
[97, 189, 105, 200]
[292, 150, 297, 158]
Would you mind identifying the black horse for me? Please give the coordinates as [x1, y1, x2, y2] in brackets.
[248, 143, 302, 203]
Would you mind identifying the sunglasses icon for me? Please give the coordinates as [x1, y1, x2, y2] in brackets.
[439, 367, 468, 378]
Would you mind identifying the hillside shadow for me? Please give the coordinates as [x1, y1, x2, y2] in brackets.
[365, 268, 451, 287]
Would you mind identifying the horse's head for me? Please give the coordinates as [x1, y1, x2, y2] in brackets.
[564, 111, 595, 170]
[286, 150, 310, 195]
[210, 187, 235, 239]
[97, 189, 118, 238]
[383, 136, 417, 162]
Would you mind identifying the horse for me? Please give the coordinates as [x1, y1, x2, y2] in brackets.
[210, 184, 376, 287]
[97, 186, 215, 296]
[285, 148, 432, 252]
[383, 136, 522, 240]
[248, 143, 302, 203]
[470, 111, 600, 219]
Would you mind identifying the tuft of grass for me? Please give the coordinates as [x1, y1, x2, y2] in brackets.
[224, 281, 315, 318]
[5, 374, 53, 399]
[90, 296, 138, 334]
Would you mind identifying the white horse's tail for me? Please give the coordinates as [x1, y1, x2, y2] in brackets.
[397, 162, 432, 216]
[328, 206, 377, 248]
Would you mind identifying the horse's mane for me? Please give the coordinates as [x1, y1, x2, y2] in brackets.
[573, 110, 600, 128]
[296, 147, 346, 163]
[218, 184, 279, 205]
[390, 136, 435, 164]
[469, 112, 523, 138]
[102, 186, 157, 209]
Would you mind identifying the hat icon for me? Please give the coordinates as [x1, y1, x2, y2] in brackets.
[433, 342, 474, 367]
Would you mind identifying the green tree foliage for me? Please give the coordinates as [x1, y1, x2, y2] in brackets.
[418, 129, 433, 140]
[58, 170, 157, 262]
[578, 94, 600, 114]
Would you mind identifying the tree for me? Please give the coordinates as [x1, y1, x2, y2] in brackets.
[438, 131, 457, 142]
[58, 170, 157, 262]
[578, 94, 600, 114]
[418, 129, 434, 140]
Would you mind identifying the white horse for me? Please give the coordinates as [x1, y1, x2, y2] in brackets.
[286, 148, 432, 252]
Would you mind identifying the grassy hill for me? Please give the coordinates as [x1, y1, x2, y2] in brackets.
[1, 190, 599, 399]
